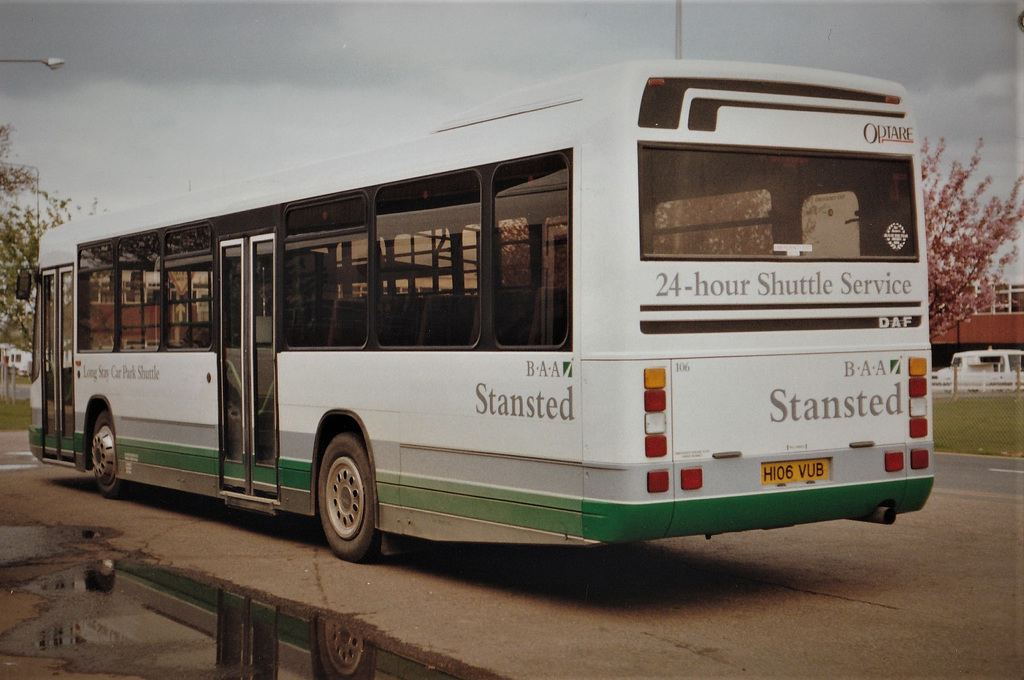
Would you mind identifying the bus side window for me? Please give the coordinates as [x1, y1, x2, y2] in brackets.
[283, 235, 368, 348]
[493, 155, 570, 347]
[78, 242, 115, 352]
[118, 232, 161, 351]
[284, 197, 367, 349]
[375, 172, 481, 347]
[165, 224, 213, 350]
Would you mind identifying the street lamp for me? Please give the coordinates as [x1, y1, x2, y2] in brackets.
[0, 58, 65, 71]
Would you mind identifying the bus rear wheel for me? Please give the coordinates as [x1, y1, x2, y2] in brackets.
[318, 433, 380, 562]
[91, 411, 126, 499]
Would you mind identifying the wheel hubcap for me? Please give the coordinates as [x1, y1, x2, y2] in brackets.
[326, 458, 363, 540]
[92, 426, 116, 483]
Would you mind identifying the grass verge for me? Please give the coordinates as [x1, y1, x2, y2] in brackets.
[933, 396, 1024, 456]
[0, 400, 30, 432]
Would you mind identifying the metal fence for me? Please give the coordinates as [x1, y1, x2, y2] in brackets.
[0, 366, 19, 404]
[932, 365, 1024, 401]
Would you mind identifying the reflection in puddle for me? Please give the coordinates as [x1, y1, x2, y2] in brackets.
[1, 560, 463, 679]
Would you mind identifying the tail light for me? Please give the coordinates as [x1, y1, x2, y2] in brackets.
[645, 367, 670, 493]
[908, 356, 929, 439]
[884, 450, 904, 472]
[681, 467, 703, 490]
[644, 368, 668, 460]
[647, 470, 670, 493]
[910, 449, 930, 470]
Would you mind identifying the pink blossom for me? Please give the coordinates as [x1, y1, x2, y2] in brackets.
[921, 138, 1023, 339]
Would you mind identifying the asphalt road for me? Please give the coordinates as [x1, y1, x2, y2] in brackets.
[933, 450, 1024, 495]
[0, 430, 1021, 679]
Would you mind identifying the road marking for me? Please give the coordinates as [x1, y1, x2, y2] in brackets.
[988, 468, 1024, 474]
[0, 452, 39, 472]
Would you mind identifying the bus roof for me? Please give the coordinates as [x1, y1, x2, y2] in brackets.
[39, 59, 908, 268]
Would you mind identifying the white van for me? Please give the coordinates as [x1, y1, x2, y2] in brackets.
[933, 349, 1024, 393]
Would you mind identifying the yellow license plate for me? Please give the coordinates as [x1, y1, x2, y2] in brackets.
[761, 458, 830, 485]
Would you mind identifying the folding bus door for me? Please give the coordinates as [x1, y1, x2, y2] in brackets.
[39, 267, 76, 464]
[219, 235, 279, 501]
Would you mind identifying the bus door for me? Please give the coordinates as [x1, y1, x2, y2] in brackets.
[219, 235, 279, 500]
[39, 267, 76, 464]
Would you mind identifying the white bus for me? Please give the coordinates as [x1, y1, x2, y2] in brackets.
[25, 60, 933, 562]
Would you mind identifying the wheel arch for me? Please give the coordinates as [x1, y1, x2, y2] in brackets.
[312, 410, 375, 508]
[82, 396, 113, 470]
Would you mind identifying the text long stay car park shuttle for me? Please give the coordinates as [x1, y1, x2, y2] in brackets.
[23, 60, 933, 562]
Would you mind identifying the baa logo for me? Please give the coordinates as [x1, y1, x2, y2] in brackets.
[844, 359, 900, 377]
[526, 360, 573, 378]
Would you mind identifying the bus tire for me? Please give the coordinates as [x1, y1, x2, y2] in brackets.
[91, 411, 126, 499]
[318, 433, 380, 562]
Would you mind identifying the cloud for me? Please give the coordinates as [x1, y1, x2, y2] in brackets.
[1, 0, 1018, 220]
[913, 70, 1020, 195]
[682, 1, 1016, 88]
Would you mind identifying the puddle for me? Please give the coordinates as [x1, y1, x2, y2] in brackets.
[0, 558, 477, 679]
[0, 525, 101, 567]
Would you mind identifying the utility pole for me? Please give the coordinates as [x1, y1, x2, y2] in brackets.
[675, 0, 683, 59]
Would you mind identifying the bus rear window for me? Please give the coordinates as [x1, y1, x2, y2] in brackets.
[639, 146, 917, 261]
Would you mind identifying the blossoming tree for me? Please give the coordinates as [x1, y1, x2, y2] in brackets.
[921, 138, 1023, 340]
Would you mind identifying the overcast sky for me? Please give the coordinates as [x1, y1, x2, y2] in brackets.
[2, 0, 1022, 266]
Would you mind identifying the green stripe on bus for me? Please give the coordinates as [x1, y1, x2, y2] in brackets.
[253, 465, 276, 486]
[222, 460, 244, 480]
[28, 428, 77, 457]
[380, 476, 932, 543]
[582, 477, 935, 542]
[278, 458, 311, 492]
[113, 439, 316, 492]
[398, 486, 584, 536]
[119, 437, 219, 476]
[400, 474, 582, 513]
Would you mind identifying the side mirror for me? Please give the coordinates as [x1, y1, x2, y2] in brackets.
[15, 269, 34, 301]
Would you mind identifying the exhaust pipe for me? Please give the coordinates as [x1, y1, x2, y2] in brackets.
[857, 504, 896, 525]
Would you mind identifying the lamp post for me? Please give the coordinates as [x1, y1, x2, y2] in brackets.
[0, 58, 65, 71]
[675, 0, 683, 60]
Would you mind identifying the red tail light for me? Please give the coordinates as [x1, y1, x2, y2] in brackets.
[645, 436, 667, 458]
[647, 470, 670, 493]
[681, 468, 703, 490]
[644, 390, 666, 412]
[885, 451, 904, 472]
[910, 449, 929, 470]
[909, 377, 927, 397]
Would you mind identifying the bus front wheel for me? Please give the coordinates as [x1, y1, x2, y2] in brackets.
[318, 433, 380, 562]
[91, 411, 126, 499]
